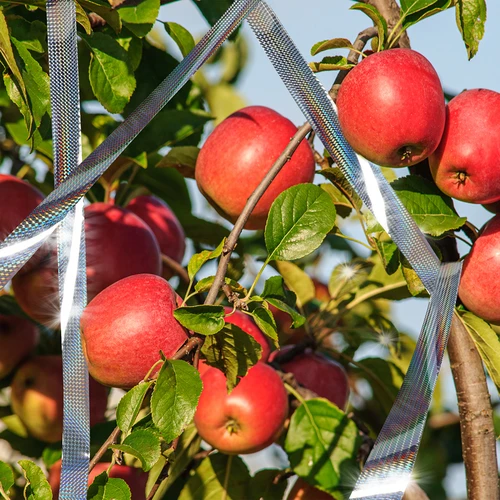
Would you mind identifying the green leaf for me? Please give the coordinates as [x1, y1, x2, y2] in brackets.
[247, 304, 278, 346]
[87, 472, 131, 500]
[194, 276, 246, 295]
[8, 18, 46, 54]
[18, 460, 52, 500]
[310, 38, 353, 56]
[203, 83, 247, 125]
[458, 311, 500, 394]
[328, 260, 374, 301]
[173, 305, 225, 336]
[249, 469, 287, 500]
[116, 381, 154, 435]
[354, 358, 405, 415]
[202, 323, 261, 391]
[79, 0, 122, 32]
[187, 239, 225, 280]
[391, 175, 467, 237]
[275, 261, 315, 308]
[265, 185, 336, 262]
[284, 399, 361, 496]
[164, 22, 195, 58]
[41, 446, 62, 470]
[374, 239, 400, 275]
[320, 184, 353, 218]
[400, 0, 453, 30]
[115, 34, 143, 72]
[178, 454, 250, 500]
[318, 168, 362, 211]
[309, 56, 355, 73]
[156, 146, 199, 179]
[117, 0, 160, 38]
[400, 254, 427, 297]
[81, 32, 136, 114]
[151, 360, 202, 443]
[455, 0, 486, 59]
[111, 429, 161, 472]
[0, 461, 14, 496]
[351, 3, 387, 51]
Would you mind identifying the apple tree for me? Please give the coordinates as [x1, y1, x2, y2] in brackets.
[0, 0, 497, 499]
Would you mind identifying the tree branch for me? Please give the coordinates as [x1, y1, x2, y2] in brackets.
[89, 426, 121, 472]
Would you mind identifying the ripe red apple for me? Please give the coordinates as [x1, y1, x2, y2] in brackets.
[336, 49, 445, 167]
[195, 106, 315, 230]
[483, 201, 500, 214]
[49, 460, 147, 499]
[194, 363, 288, 454]
[127, 195, 186, 276]
[287, 478, 333, 500]
[270, 347, 349, 410]
[10, 355, 108, 443]
[0, 174, 48, 273]
[459, 214, 500, 324]
[12, 202, 162, 326]
[430, 89, 500, 203]
[0, 315, 38, 379]
[81, 274, 188, 389]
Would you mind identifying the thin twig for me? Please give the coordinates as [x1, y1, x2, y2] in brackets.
[161, 253, 190, 284]
[146, 437, 181, 500]
[89, 426, 121, 472]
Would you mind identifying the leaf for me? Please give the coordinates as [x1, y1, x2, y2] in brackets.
[151, 360, 202, 443]
[8, 18, 46, 54]
[111, 429, 161, 472]
[0, 461, 14, 496]
[18, 460, 52, 500]
[81, 32, 136, 114]
[156, 146, 199, 178]
[401, 0, 453, 30]
[78, 0, 122, 32]
[249, 469, 287, 500]
[400, 254, 427, 297]
[284, 399, 361, 495]
[310, 38, 353, 56]
[455, 0, 487, 59]
[275, 261, 315, 308]
[203, 82, 247, 125]
[187, 239, 225, 280]
[87, 472, 131, 500]
[117, 0, 160, 38]
[318, 168, 362, 211]
[115, 34, 142, 71]
[351, 3, 387, 51]
[320, 184, 353, 218]
[391, 175, 467, 236]
[266, 185, 336, 262]
[75, 2, 93, 34]
[173, 305, 225, 336]
[194, 276, 246, 295]
[164, 22, 195, 57]
[374, 239, 400, 275]
[309, 56, 355, 73]
[247, 304, 279, 346]
[458, 311, 500, 394]
[202, 323, 261, 391]
[328, 260, 374, 301]
[178, 454, 250, 500]
[116, 381, 154, 435]
[42, 446, 62, 470]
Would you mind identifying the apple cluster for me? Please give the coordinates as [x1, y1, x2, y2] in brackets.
[336, 48, 500, 326]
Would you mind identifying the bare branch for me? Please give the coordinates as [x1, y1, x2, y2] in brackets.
[89, 426, 121, 473]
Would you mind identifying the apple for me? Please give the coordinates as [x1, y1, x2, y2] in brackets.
[12, 202, 162, 326]
[195, 106, 315, 230]
[0, 174, 47, 273]
[10, 355, 108, 443]
[483, 201, 500, 214]
[270, 346, 349, 410]
[287, 478, 333, 499]
[81, 274, 188, 389]
[430, 89, 500, 203]
[127, 195, 186, 276]
[194, 363, 288, 454]
[459, 214, 500, 324]
[49, 460, 148, 499]
[0, 315, 39, 379]
[336, 49, 446, 167]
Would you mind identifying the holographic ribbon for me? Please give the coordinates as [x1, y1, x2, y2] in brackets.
[46, 0, 89, 498]
[0, 1, 461, 498]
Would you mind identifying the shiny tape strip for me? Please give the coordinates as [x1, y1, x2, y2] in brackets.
[46, 0, 89, 498]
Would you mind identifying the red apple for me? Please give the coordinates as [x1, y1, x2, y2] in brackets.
[12, 202, 162, 326]
[81, 274, 188, 389]
[49, 460, 147, 499]
[483, 201, 500, 214]
[270, 347, 349, 410]
[195, 106, 315, 230]
[430, 89, 500, 203]
[0, 315, 39, 379]
[194, 363, 288, 454]
[127, 195, 186, 276]
[336, 49, 445, 167]
[0, 174, 47, 273]
[10, 355, 108, 443]
[459, 214, 500, 324]
[287, 478, 333, 499]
